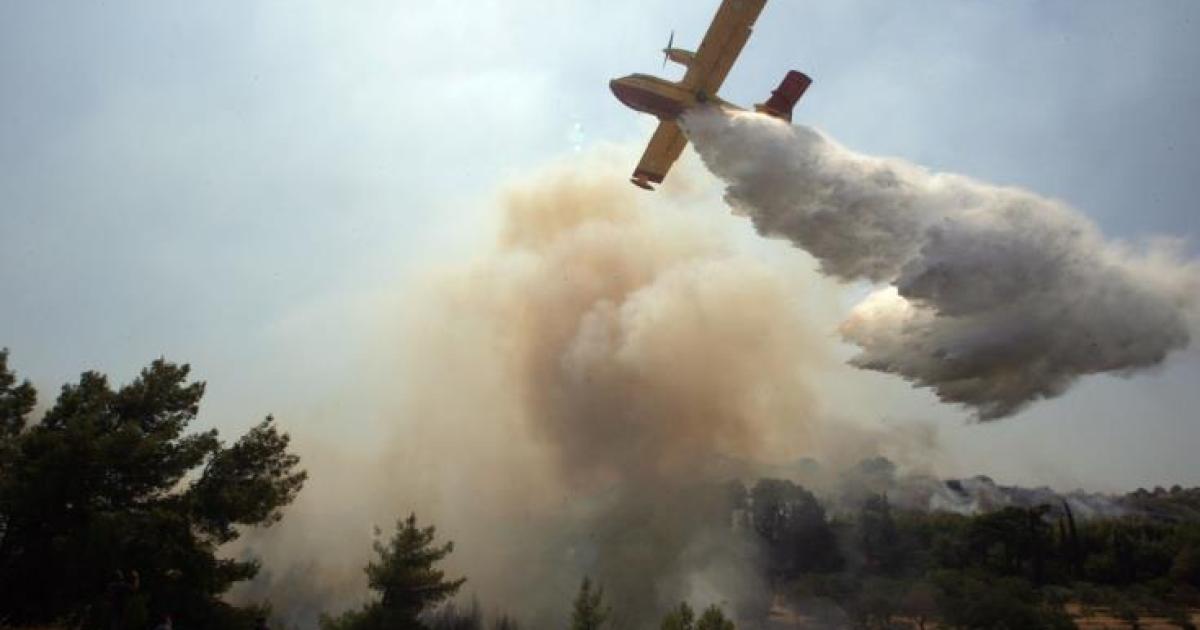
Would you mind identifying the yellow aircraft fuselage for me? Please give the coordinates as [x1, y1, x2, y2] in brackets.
[607, 0, 810, 190]
[608, 74, 733, 122]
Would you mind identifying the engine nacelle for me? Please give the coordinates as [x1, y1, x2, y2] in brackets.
[755, 70, 811, 122]
[665, 48, 696, 67]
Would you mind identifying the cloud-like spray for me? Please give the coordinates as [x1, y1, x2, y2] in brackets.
[683, 108, 1199, 419]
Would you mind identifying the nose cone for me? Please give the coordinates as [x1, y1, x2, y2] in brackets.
[609, 74, 682, 119]
[610, 77, 637, 109]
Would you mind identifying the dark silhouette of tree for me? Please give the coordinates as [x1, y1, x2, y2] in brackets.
[660, 602, 736, 630]
[426, 597, 482, 630]
[694, 605, 736, 630]
[1060, 500, 1082, 579]
[1171, 543, 1200, 587]
[569, 577, 609, 630]
[750, 479, 842, 580]
[965, 505, 1051, 581]
[0, 355, 306, 629]
[0, 348, 35, 440]
[321, 513, 465, 630]
[659, 601, 695, 630]
[859, 494, 903, 574]
[1026, 507, 1048, 585]
[0, 349, 36, 564]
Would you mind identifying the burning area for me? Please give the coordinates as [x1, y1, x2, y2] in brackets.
[240, 117, 1200, 627]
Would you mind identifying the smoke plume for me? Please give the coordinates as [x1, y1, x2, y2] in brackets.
[393, 158, 835, 626]
[238, 154, 889, 629]
[240, 104, 1197, 624]
[682, 107, 1200, 419]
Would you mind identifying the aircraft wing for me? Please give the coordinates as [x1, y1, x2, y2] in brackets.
[632, 120, 689, 188]
[682, 0, 768, 96]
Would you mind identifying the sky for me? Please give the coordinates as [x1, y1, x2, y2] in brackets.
[2, 0, 1199, 491]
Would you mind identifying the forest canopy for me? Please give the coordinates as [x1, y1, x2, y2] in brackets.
[0, 350, 307, 629]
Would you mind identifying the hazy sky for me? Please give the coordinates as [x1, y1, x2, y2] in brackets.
[2, 1, 1198, 490]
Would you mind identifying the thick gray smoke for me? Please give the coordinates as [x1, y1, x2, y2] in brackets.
[235, 155, 885, 629]
[230, 138, 1003, 628]
[682, 107, 1200, 419]
[387, 160, 837, 627]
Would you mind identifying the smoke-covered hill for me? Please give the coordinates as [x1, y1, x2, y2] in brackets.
[732, 454, 1200, 525]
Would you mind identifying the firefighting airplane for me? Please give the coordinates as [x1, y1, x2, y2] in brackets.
[609, 0, 811, 190]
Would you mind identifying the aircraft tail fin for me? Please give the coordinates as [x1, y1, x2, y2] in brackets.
[755, 70, 811, 122]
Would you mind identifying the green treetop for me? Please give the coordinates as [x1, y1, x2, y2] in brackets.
[321, 513, 466, 630]
[0, 354, 307, 628]
[570, 577, 610, 630]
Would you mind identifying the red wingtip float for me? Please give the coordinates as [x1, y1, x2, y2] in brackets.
[609, 0, 811, 190]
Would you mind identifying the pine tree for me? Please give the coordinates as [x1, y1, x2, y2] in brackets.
[569, 577, 609, 630]
[659, 602, 695, 630]
[695, 605, 735, 630]
[372, 514, 467, 626]
[322, 513, 465, 630]
[0, 356, 306, 627]
[659, 602, 735, 630]
[860, 494, 902, 573]
[0, 348, 35, 440]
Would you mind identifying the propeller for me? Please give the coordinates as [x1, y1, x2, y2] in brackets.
[662, 30, 674, 68]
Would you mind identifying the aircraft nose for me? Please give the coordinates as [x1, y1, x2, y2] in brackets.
[609, 77, 635, 108]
